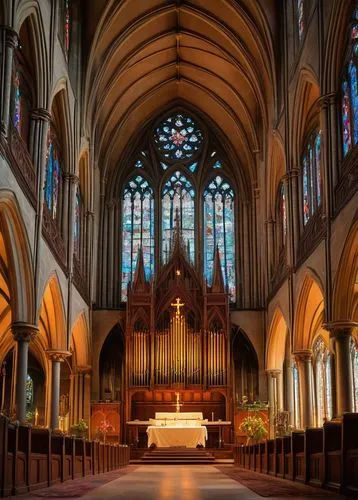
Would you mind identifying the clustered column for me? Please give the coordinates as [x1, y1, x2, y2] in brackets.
[0, 26, 17, 137]
[12, 323, 39, 423]
[294, 350, 314, 428]
[266, 369, 282, 437]
[46, 350, 71, 430]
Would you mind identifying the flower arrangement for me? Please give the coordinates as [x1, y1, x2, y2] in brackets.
[70, 419, 88, 438]
[239, 415, 268, 444]
[96, 419, 114, 443]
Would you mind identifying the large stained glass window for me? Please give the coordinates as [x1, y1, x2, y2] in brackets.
[154, 113, 203, 161]
[341, 8, 358, 157]
[351, 338, 358, 411]
[44, 130, 61, 219]
[13, 67, 21, 131]
[297, 0, 304, 42]
[204, 176, 235, 301]
[121, 175, 154, 301]
[302, 130, 322, 225]
[277, 181, 287, 251]
[25, 374, 34, 406]
[313, 337, 332, 425]
[162, 171, 195, 263]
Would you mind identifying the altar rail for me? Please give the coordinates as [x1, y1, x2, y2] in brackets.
[233, 412, 358, 496]
[0, 415, 130, 497]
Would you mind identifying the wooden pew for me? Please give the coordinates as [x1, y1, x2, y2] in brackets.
[29, 428, 50, 491]
[253, 443, 260, 472]
[64, 436, 75, 481]
[50, 433, 64, 484]
[323, 421, 341, 492]
[258, 442, 266, 473]
[267, 439, 275, 475]
[84, 441, 92, 476]
[305, 427, 323, 487]
[341, 412, 358, 495]
[74, 438, 85, 478]
[291, 431, 305, 482]
[275, 437, 284, 478]
[0, 416, 17, 497]
[281, 436, 292, 479]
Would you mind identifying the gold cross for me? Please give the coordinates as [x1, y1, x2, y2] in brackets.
[171, 297, 185, 316]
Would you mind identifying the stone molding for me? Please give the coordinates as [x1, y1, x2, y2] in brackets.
[323, 321, 358, 339]
[30, 108, 52, 122]
[12, 323, 39, 342]
[294, 350, 313, 363]
[46, 349, 72, 362]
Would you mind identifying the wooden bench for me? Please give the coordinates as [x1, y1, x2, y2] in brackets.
[29, 428, 50, 491]
[64, 436, 75, 481]
[50, 433, 64, 484]
[292, 431, 305, 482]
[267, 439, 275, 475]
[305, 427, 323, 487]
[323, 421, 341, 492]
[342, 412, 358, 495]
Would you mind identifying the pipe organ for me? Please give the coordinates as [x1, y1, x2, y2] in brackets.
[125, 230, 231, 424]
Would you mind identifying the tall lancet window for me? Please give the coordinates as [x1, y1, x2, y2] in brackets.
[162, 171, 195, 263]
[341, 8, 358, 157]
[44, 128, 62, 220]
[313, 336, 332, 425]
[302, 130, 322, 225]
[204, 175, 235, 301]
[276, 181, 287, 254]
[121, 175, 154, 301]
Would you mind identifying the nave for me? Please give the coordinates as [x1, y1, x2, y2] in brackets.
[20, 465, 344, 500]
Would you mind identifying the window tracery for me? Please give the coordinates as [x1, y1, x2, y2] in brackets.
[204, 175, 235, 301]
[341, 8, 358, 157]
[121, 175, 154, 301]
[302, 130, 322, 225]
[312, 336, 332, 425]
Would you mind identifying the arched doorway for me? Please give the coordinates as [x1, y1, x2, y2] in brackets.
[99, 324, 124, 402]
[232, 327, 259, 404]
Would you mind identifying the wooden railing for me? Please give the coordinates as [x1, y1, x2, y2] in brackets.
[0, 415, 130, 497]
[234, 412, 358, 496]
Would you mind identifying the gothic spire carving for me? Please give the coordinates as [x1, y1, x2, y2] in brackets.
[211, 245, 225, 293]
[133, 246, 147, 291]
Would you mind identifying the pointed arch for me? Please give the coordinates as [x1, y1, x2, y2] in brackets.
[71, 312, 90, 367]
[294, 272, 325, 351]
[38, 273, 67, 350]
[332, 216, 358, 322]
[268, 131, 286, 214]
[266, 307, 289, 370]
[0, 190, 34, 324]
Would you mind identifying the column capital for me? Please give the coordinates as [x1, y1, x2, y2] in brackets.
[76, 365, 92, 375]
[63, 172, 79, 184]
[288, 168, 300, 179]
[266, 369, 281, 378]
[294, 349, 312, 362]
[317, 92, 337, 109]
[46, 349, 72, 362]
[30, 108, 51, 122]
[12, 322, 39, 342]
[323, 321, 358, 339]
[0, 26, 18, 48]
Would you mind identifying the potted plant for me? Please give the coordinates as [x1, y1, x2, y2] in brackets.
[70, 419, 88, 438]
[239, 415, 268, 445]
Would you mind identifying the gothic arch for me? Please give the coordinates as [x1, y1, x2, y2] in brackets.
[49, 86, 73, 174]
[0, 190, 34, 324]
[15, 2, 49, 107]
[267, 131, 286, 215]
[266, 307, 288, 370]
[291, 67, 320, 164]
[38, 273, 67, 351]
[332, 216, 358, 322]
[71, 312, 90, 367]
[294, 272, 325, 351]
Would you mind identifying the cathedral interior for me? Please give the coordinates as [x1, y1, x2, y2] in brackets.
[0, 0, 357, 497]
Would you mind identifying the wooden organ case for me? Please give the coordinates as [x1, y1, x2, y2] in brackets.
[124, 228, 233, 443]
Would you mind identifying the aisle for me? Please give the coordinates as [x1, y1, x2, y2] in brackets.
[22, 465, 345, 500]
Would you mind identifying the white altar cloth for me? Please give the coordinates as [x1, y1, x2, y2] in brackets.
[147, 425, 207, 448]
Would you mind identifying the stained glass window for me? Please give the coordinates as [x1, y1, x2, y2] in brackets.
[74, 190, 81, 257]
[293, 362, 300, 429]
[45, 131, 61, 219]
[204, 176, 235, 301]
[154, 113, 203, 161]
[313, 337, 332, 425]
[121, 175, 154, 301]
[302, 130, 322, 225]
[25, 374, 33, 406]
[297, 0, 304, 42]
[64, 0, 71, 56]
[162, 171, 195, 263]
[213, 160, 222, 169]
[277, 181, 287, 250]
[341, 8, 358, 156]
[351, 338, 358, 411]
[13, 67, 21, 131]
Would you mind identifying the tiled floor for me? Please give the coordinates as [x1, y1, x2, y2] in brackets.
[61, 465, 343, 500]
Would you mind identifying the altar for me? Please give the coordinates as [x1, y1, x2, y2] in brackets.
[146, 411, 207, 448]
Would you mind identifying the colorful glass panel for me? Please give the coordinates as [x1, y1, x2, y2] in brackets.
[342, 80, 352, 157]
[297, 0, 304, 41]
[279, 182, 287, 239]
[213, 160, 222, 169]
[13, 68, 21, 131]
[350, 63, 358, 144]
[45, 137, 61, 219]
[25, 374, 33, 406]
[204, 176, 235, 301]
[121, 176, 154, 301]
[154, 113, 203, 161]
[303, 155, 309, 224]
[64, 0, 70, 55]
[162, 171, 195, 263]
[302, 130, 321, 225]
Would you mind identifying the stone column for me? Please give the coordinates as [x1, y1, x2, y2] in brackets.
[0, 26, 18, 137]
[285, 358, 295, 426]
[46, 350, 71, 430]
[295, 350, 314, 428]
[288, 169, 300, 263]
[267, 369, 281, 437]
[12, 323, 39, 423]
[324, 322, 358, 416]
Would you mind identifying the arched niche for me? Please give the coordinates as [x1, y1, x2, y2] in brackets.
[99, 324, 124, 402]
[232, 327, 259, 404]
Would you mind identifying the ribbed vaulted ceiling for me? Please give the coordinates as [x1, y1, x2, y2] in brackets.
[84, 0, 277, 183]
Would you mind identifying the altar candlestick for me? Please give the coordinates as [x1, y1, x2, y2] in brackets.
[212, 411, 214, 422]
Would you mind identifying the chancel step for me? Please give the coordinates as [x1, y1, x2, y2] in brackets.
[139, 448, 216, 464]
